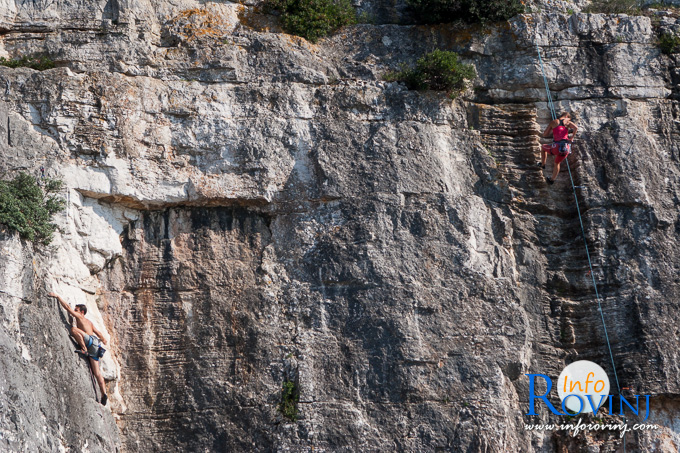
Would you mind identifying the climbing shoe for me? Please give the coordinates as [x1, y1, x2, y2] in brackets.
[101, 394, 108, 406]
[546, 177, 555, 185]
[536, 161, 545, 169]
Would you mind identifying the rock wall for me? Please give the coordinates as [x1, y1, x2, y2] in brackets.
[1, 0, 680, 451]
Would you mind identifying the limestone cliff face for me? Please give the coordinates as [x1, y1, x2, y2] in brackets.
[1, 0, 680, 451]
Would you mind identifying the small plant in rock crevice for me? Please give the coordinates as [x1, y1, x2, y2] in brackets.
[658, 32, 680, 54]
[278, 380, 299, 421]
[560, 326, 569, 342]
[0, 55, 55, 71]
[356, 10, 375, 24]
[0, 172, 65, 244]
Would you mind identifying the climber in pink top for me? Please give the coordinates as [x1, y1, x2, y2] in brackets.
[538, 112, 578, 184]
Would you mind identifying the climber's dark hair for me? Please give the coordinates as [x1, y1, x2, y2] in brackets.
[75, 304, 87, 315]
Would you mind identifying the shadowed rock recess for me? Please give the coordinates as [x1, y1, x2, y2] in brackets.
[0, 0, 679, 450]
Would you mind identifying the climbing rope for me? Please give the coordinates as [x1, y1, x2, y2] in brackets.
[87, 358, 100, 401]
[564, 161, 622, 395]
[536, 43, 557, 120]
[536, 43, 626, 431]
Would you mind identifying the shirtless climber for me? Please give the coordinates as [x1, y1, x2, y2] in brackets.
[49, 292, 109, 406]
[538, 112, 578, 184]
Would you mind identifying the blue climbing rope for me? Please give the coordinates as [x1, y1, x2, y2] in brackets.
[536, 43, 557, 121]
[536, 43, 624, 400]
[565, 161, 622, 395]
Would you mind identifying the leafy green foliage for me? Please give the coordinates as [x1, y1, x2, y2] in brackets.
[384, 49, 475, 98]
[582, 0, 641, 14]
[0, 172, 65, 244]
[266, 0, 356, 43]
[406, 0, 524, 24]
[0, 56, 55, 71]
[658, 32, 680, 54]
[278, 380, 299, 421]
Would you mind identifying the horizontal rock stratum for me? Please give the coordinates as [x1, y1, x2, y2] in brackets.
[0, 0, 679, 451]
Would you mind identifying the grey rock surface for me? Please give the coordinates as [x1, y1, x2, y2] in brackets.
[0, 0, 679, 451]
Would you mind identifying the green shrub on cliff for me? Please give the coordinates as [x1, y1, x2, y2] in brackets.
[266, 0, 356, 43]
[0, 56, 55, 71]
[0, 172, 65, 244]
[659, 32, 680, 54]
[406, 0, 523, 24]
[384, 49, 475, 98]
[278, 380, 299, 421]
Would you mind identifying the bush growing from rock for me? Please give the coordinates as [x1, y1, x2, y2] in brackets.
[278, 380, 299, 421]
[0, 56, 55, 71]
[266, 0, 356, 43]
[384, 49, 475, 98]
[406, 0, 523, 24]
[658, 32, 680, 54]
[0, 172, 65, 244]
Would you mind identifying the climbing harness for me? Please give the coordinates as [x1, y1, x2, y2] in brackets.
[557, 140, 571, 155]
[536, 43, 627, 449]
[84, 334, 107, 360]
